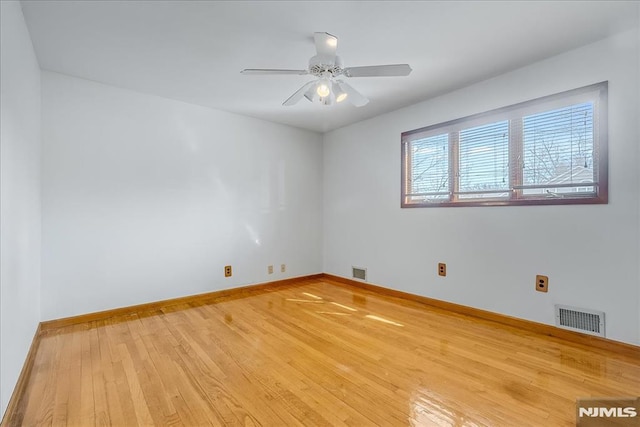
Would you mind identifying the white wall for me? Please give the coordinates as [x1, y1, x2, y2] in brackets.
[637, 13, 640, 346]
[41, 71, 323, 320]
[0, 1, 42, 416]
[323, 30, 640, 345]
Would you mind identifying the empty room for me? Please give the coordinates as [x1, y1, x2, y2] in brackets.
[1, 1, 640, 426]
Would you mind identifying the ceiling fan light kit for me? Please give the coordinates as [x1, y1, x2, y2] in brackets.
[241, 32, 412, 107]
[332, 82, 348, 103]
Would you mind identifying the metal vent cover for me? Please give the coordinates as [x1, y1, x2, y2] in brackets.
[555, 304, 605, 337]
[352, 266, 367, 281]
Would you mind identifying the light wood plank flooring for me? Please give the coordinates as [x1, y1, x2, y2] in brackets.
[4, 278, 640, 426]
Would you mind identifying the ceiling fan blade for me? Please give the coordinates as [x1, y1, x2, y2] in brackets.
[241, 69, 308, 75]
[304, 84, 318, 103]
[337, 81, 369, 107]
[313, 32, 338, 57]
[283, 81, 317, 106]
[343, 64, 412, 77]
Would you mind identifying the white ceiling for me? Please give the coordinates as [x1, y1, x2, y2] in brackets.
[20, 1, 639, 133]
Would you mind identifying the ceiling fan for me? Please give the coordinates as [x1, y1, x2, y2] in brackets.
[241, 32, 412, 107]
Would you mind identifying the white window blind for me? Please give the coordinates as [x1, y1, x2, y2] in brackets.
[408, 133, 449, 201]
[521, 102, 596, 196]
[401, 82, 607, 207]
[458, 121, 509, 199]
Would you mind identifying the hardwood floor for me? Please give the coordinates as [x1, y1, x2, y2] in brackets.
[4, 277, 640, 426]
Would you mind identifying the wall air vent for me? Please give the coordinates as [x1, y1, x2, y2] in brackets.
[352, 266, 367, 281]
[555, 305, 605, 337]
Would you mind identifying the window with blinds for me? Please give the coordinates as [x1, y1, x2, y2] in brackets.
[409, 133, 449, 200]
[401, 82, 607, 207]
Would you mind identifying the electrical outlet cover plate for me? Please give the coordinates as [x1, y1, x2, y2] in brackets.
[536, 275, 548, 292]
[224, 265, 232, 278]
[438, 263, 446, 277]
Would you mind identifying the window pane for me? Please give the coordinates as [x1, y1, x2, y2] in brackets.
[409, 134, 449, 201]
[523, 103, 595, 196]
[401, 82, 606, 207]
[458, 121, 509, 199]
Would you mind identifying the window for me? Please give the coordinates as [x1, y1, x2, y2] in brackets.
[401, 82, 608, 207]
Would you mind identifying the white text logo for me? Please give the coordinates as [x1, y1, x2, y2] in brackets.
[578, 407, 638, 418]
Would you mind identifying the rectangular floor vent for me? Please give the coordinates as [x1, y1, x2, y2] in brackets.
[555, 305, 605, 337]
[352, 266, 367, 281]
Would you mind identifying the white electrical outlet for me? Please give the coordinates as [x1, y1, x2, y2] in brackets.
[268, 265, 273, 274]
[280, 264, 286, 273]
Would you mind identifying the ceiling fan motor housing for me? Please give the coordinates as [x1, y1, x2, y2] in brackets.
[309, 55, 343, 77]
